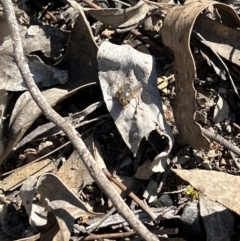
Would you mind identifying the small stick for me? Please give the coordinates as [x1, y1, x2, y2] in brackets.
[87, 206, 116, 234]
[201, 128, 240, 157]
[78, 228, 178, 240]
[32, 0, 57, 22]
[103, 168, 158, 220]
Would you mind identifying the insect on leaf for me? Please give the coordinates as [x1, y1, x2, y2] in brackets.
[98, 42, 173, 172]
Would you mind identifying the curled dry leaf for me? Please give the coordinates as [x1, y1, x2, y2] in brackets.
[194, 13, 240, 67]
[161, 0, 240, 149]
[172, 169, 240, 215]
[20, 174, 95, 241]
[85, 1, 154, 30]
[98, 42, 173, 172]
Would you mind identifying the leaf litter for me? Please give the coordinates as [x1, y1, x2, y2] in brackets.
[1, 0, 240, 240]
[98, 41, 173, 172]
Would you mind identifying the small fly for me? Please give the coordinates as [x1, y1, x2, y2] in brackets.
[116, 83, 142, 115]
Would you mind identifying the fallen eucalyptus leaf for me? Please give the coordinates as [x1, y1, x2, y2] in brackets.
[98, 42, 173, 172]
[161, 0, 239, 149]
[0, 84, 94, 164]
[86, 1, 153, 30]
[0, 25, 68, 91]
[172, 169, 240, 215]
[0, 158, 55, 192]
[62, 2, 98, 86]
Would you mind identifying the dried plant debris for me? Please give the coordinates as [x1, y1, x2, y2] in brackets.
[20, 174, 95, 240]
[62, 3, 99, 86]
[0, 24, 68, 91]
[161, 0, 240, 149]
[86, 1, 154, 30]
[2, 0, 240, 240]
[98, 41, 173, 172]
[173, 169, 240, 215]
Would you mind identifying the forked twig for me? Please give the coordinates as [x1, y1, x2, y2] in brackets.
[2, 1, 159, 240]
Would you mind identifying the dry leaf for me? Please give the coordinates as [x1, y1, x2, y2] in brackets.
[161, 0, 239, 149]
[0, 159, 55, 191]
[135, 159, 153, 180]
[172, 169, 240, 215]
[212, 95, 229, 123]
[62, 2, 98, 86]
[0, 85, 89, 164]
[0, 24, 68, 91]
[199, 193, 235, 241]
[85, 1, 153, 30]
[194, 13, 240, 66]
[57, 149, 94, 194]
[98, 42, 173, 172]
[20, 174, 96, 241]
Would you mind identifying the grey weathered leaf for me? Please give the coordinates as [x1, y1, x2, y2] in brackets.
[0, 85, 94, 164]
[98, 42, 173, 172]
[0, 24, 68, 91]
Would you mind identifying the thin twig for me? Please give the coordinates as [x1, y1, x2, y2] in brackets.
[2, 1, 158, 240]
[201, 128, 240, 157]
[87, 206, 116, 234]
[103, 169, 158, 220]
[32, 0, 57, 22]
[0, 118, 103, 178]
[78, 228, 178, 240]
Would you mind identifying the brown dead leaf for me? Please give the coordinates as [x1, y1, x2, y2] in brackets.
[57, 150, 94, 194]
[172, 169, 240, 215]
[58, 135, 106, 195]
[194, 13, 240, 66]
[135, 159, 153, 180]
[0, 159, 55, 192]
[161, 0, 239, 149]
